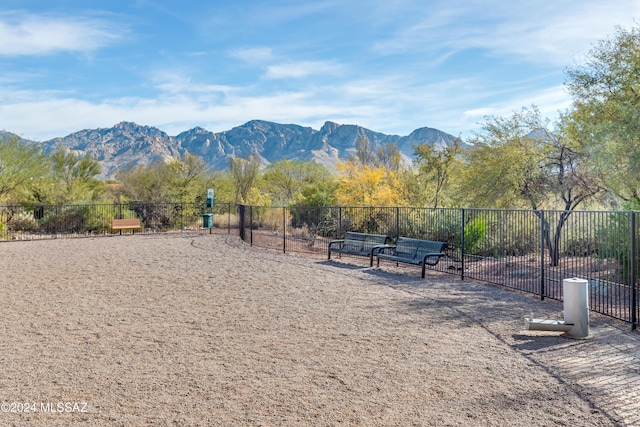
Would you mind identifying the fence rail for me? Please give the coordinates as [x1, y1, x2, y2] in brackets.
[1, 202, 638, 329]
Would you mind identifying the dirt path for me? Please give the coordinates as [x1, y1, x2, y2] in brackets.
[1, 233, 638, 426]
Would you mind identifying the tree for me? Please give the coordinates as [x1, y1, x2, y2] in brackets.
[116, 161, 172, 203]
[0, 135, 46, 202]
[461, 106, 600, 265]
[261, 159, 333, 205]
[335, 158, 403, 207]
[207, 171, 235, 205]
[355, 135, 376, 166]
[48, 147, 104, 203]
[461, 107, 549, 209]
[565, 25, 640, 205]
[376, 142, 404, 172]
[116, 153, 211, 204]
[292, 180, 338, 207]
[353, 136, 404, 170]
[165, 153, 208, 203]
[229, 152, 260, 203]
[411, 140, 461, 208]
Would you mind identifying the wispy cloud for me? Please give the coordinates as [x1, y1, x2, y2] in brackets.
[263, 60, 343, 79]
[229, 47, 274, 64]
[151, 71, 237, 97]
[371, 0, 640, 66]
[0, 10, 124, 55]
[1, 1, 638, 142]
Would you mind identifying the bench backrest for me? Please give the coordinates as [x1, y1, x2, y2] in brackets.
[394, 237, 447, 262]
[112, 218, 141, 228]
[343, 232, 391, 251]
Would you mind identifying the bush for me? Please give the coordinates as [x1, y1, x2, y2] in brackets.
[596, 211, 635, 283]
[562, 236, 599, 256]
[7, 212, 39, 232]
[464, 217, 488, 253]
[40, 206, 87, 233]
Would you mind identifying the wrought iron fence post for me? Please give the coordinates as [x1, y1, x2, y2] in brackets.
[238, 204, 245, 241]
[283, 207, 286, 253]
[461, 208, 465, 280]
[539, 210, 545, 301]
[339, 207, 343, 237]
[250, 205, 253, 246]
[631, 211, 637, 330]
[396, 207, 400, 240]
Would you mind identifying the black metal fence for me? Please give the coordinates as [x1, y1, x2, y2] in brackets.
[2, 201, 638, 329]
[0, 202, 240, 240]
[238, 205, 639, 330]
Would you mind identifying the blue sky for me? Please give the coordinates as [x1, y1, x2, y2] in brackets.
[1, 0, 639, 141]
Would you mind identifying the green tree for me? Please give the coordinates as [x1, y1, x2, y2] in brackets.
[208, 171, 235, 204]
[293, 180, 338, 207]
[229, 152, 261, 203]
[461, 106, 600, 265]
[411, 140, 461, 208]
[48, 147, 104, 203]
[116, 161, 172, 203]
[165, 153, 208, 203]
[116, 153, 211, 204]
[0, 135, 46, 203]
[261, 159, 333, 205]
[461, 108, 549, 209]
[565, 25, 640, 205]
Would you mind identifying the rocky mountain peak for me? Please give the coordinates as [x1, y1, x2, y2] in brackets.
[21, 120, 461, 179]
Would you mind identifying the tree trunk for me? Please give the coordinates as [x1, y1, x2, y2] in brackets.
[537, 210, 573, 267]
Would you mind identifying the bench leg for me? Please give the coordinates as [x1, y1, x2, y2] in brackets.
[422, 263, 426, 278]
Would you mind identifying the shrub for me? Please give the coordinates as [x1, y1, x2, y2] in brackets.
[464, 217, 488, 253]
[596, 211, 635, 283]
[7, 212, 39, 232]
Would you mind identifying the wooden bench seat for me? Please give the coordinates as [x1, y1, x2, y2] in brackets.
[375, 237, 447, 278]
[112, 218, 141, 235]
[328, 231, 392, 266]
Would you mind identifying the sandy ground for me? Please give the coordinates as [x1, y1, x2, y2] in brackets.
[1, 232, 639, 426]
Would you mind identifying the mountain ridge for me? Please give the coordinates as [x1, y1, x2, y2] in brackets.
[3, 120, 461, 178]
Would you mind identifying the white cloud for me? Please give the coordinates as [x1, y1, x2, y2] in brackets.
[0, 10, 123, 55]
[372, 0, 640, 66]
[229, 47, 274, 64]
[471, 2, 640, 66]
[2, 0, 638, 143]
[264, 60, 343, 79]
[151, 71, 237, 97]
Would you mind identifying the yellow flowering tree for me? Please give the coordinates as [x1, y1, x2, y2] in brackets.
[335, 159, 403, 207]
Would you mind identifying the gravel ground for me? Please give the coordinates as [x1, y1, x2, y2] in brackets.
[1, 233, 638, 426]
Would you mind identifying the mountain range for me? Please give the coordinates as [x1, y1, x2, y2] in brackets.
[3, 120, 460, 179]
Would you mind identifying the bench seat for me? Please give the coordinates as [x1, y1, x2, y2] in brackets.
[328, 231, 392, 266]
[375, 237, 447, 278]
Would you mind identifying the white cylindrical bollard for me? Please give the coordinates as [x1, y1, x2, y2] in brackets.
[563, 278, 589, 338]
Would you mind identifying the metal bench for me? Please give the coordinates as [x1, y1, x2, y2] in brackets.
[375, 237, 447, 278]
[328, 231, 392, 267]
[111, 218, 142, 235]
